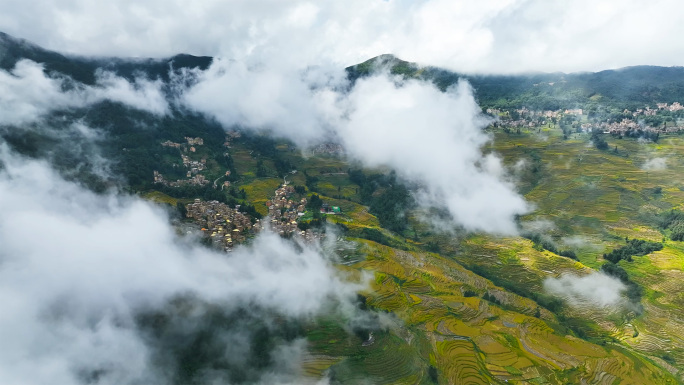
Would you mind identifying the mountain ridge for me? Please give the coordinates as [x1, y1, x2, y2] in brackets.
[0, 31, 213, 84]
[347, 54, 684, 110]
[4, 30, 684, 111]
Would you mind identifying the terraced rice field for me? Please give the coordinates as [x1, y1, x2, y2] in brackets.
[308, 239, 679, 384]
[466, 130, 684, 379]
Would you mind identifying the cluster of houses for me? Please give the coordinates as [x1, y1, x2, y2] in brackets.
[487, 103, 684, 134]
[656, 102, 684, 112]
[310, 142, 344, 156]
[581, 118, 684, 134]
[181, 155, 206, 176]
[161, 136, 205, 151]
[490, 103, 684, 121]
[489, 103, 684, 122]
[502, 119, 539, 128]
[161, 140, 181, 149]
[635, 107, 658, 116]
[183, 184, 323, 250]
[222, 131, 242, 148]
[185, 199, 261, 251]
[582, 119, 641, 134]
[161, 137, 204, 153]
[486, 108, 565, 119]
[185, 137, 204, 146]
[226, 130, 241, 141]
[265, 183, 322, 242]
[487, 108, 559, 128]
[177, 174, 209, 187]
[615, 105, 684, 117]
[154, 136, 213, 187]
[266, 184, 307, 237]
[153, 171, 209, 187]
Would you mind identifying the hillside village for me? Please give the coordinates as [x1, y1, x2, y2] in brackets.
[266, 183, 305, 236]
[185, 198, 259, 251]
[184, 182, 324, 250]
[489, 102, 684, 135]
[153, 136, 211, 187]
[265, 183, 323, 242]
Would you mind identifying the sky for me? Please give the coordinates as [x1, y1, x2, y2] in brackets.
[0, 0, 683, 73]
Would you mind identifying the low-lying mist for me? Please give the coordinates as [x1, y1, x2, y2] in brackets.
[0, 148, 366, 385]
[543, 272, 627, 309]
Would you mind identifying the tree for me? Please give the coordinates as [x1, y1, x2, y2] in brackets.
[591, 132, 609, 150]
[256, 159, 267, 177]
[294, 185, 306, 195]
[307, 194, 322, 212]
[176, 202, 187, 218]
[602, 239, 663, 263]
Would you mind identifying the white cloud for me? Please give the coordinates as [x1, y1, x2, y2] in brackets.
[2, 0, 684, 73]
[93, 71, 168, 115]
[0, 148, 359, 385]
[182, 60, 344, 147]
[544, 272, 626, 308]
[337, 76, 529, 234]
[561, 235, 597, 250]
[520, 218, 556, 233]
[642, 157, 667, 171]
[0, 60, 88, 125]
[0, 59, 167, 126]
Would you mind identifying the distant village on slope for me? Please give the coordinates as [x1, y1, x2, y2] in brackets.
[488, 102, 684, 134]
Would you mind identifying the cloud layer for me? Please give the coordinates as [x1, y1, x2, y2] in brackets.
[0, 149, 358, 385]
[338, 76, 528, 233]
[0, 59, 167, 126]
[2, 0, 684, 73]
[182, 59, 343, 147]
